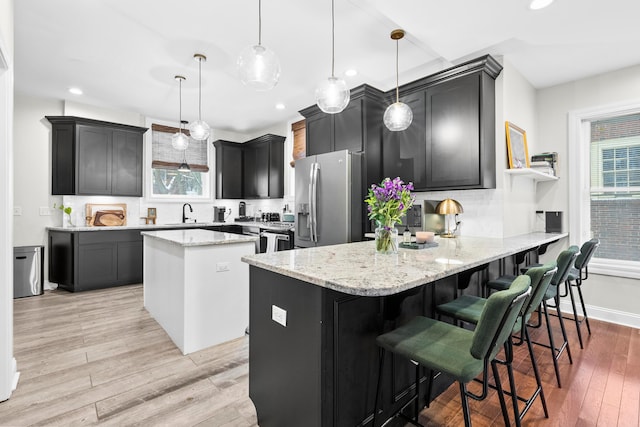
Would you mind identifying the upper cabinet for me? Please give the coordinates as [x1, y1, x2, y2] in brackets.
[384, 55, 501, 191]
[46, 116, 147, 196]
[213, 134, 285, 200]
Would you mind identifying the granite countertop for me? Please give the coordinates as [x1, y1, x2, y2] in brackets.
[241, 232, 568, 297]
[141, 229, 258, 247]
[47, 220, 294, 232]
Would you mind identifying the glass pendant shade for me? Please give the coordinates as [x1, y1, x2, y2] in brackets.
[237, 44, 280, 91]
[315, 76, 350, 114]
[188, 119, 210, 141]
[171, 131, 189, 151]
[384, 101, 413, 132]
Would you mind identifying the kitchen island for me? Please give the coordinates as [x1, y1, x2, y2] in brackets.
[142, 229, 257, 355]
[241, 232, 567, 427]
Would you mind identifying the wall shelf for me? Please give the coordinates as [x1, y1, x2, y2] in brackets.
[505, 168, 559, 182]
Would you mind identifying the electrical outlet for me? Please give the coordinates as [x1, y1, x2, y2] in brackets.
[272, 305, 287, 327]
[13, 206, 22, 216]
[216, 262, 230, 272]
[39, 207, 52, 216]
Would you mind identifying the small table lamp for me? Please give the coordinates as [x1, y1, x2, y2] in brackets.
[435, 198, 463, 238]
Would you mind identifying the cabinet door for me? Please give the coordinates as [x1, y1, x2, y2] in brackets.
[382, 91, 427, 189]
[112, 130, 143, 196]
[51, 124, 75, 195]
[243, 145, 257, 198]
[306, 113, 332, 156]
[334, 100, 364, 153]
[77, 242, 118, 290]
[48, 231, 74, 287]
[77, 125, 112, 195]
[117, 240, 143, 283]
[425, 74, 481, 189]
[268, 139, 284, 198]
[253, 143, 270, 198]
[215, 142, 243, 199]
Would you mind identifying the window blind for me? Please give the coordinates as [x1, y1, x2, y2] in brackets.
[151, 123, 209, 172]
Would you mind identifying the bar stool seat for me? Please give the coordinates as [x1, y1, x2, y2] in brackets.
[373, 276, 531, 427]
[436, 264, 557, 423]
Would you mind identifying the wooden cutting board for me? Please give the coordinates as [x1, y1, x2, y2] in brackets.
[86, 203, 127, 226]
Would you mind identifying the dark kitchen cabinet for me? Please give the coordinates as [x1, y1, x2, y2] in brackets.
[381, 55, 501, 191]
[382, 90, 427, 189]
[49, 229, 143, 292]
[46, 116, 147, 196]
[214, 134, 285, 199]
[425, 71, 496, 190]
[214, 140, 244, 199]
[300, 85, 382, 157]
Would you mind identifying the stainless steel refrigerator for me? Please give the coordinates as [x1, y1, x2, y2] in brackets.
[295, 150, 362, 248]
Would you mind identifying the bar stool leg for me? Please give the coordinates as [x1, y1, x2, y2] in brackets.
[554, 295, 573, 364]
[566, 280, 584, 349]
[542, 300, 563, 387]
[576, 284, 592, 335]
[524, 326, 549, 417]
[491, 360, 511, 427]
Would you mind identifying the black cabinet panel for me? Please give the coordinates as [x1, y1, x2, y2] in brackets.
[46, 116, 147, 196]
[48, 231, 74, 288]
[426, 74, 481, 189]
[112, 130, 143, 196]
[334, 100, 364, 153]
[78, 242, 118, 289]
[214, 141, 244, 199]
[382, 90, 427, 189]
[306, 113, 332, 156]
[215, 135, 285, 199]
[117, 240, 143, 283]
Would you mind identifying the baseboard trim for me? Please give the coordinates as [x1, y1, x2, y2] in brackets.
[559, 300, 640, 330]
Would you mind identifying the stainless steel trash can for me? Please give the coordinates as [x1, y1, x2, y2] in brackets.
[14, 245, 44, 298]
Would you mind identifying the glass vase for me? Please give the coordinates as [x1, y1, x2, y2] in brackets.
[375, 225, 398, 254]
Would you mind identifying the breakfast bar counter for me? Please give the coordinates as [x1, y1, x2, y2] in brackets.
[241, 232, 567, 427]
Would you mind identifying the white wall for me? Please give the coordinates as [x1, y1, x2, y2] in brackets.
[0, 0, 16, 402]
[537, 63, 640, 326]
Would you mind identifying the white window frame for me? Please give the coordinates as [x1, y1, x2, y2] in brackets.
[568, 100, 640, 279]
[144, 117, 214, 203]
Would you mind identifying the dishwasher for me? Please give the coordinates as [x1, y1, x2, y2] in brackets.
[13, 245, 44, 298]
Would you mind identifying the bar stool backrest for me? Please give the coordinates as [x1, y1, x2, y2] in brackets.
[575, 238, 600, 272]
[471, 275, 531, 361]
[551, 245, 580, 287]
[522, 263, 557, 318]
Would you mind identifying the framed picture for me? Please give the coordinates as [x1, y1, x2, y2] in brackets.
[505, 121, 530, 169]
[147, 207, 157, 218]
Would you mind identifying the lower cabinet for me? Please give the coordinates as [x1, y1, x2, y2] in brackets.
[49, 229, 144, 292]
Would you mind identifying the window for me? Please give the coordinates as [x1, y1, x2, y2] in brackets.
[150, 124, 210, 199]
[569, 104, 640, 278]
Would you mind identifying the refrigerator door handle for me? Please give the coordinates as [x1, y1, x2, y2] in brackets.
[308, 163, 314, 236]
[311, 162, 319, 243]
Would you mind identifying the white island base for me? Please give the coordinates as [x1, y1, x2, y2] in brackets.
[142, 229, 257, 355]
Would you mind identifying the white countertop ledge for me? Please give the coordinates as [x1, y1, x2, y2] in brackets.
[241, 232, 568, 297]
[141, 229, 258, 247]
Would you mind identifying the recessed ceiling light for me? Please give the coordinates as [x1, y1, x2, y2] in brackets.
[69, 87, 83, 95]
[275, 103, 285, 110]
[529, 0, 554, 10]
[345, 69, 358, 77]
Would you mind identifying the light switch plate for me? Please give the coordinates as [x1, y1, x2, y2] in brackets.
[272, 305, 287, 327]
[13, 206, 22, 216]
[216, 262, 230, 272]
[39, 207, 51, 216]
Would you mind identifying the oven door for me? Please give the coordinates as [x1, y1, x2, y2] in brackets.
[241, 226, 263, 253]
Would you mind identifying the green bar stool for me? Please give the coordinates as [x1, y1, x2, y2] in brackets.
[373, 275, 531, 427]
[486, 246, 579, 387]
[565, 238, 599, 349]
[435, 264, 557, 424]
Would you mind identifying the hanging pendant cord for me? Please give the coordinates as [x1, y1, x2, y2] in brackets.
[331, 0, 335, 78]
[258, 0, 262, 46]
[395, 39, 400, 103]
[198, 58, 202, 120]
[178, 78, 183, 133]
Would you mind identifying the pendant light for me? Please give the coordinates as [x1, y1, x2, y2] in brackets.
[178, 150, 191, 172]
[315, 0, 350, 114]
[171, 75, 189, 150]
[237, 0, 280, 91]
[188, 54, 211, 141]
[383, 29, 413, 132]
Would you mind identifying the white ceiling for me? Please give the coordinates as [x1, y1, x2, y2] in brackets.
[14, 0, 640, 135]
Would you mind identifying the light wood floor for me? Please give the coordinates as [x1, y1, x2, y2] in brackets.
[1, 284, 638, 426]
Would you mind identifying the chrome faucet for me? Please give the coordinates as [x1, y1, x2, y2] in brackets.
[182, 203, 193, 223]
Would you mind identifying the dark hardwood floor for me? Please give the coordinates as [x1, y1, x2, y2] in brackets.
[1, 284, 638, 426]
